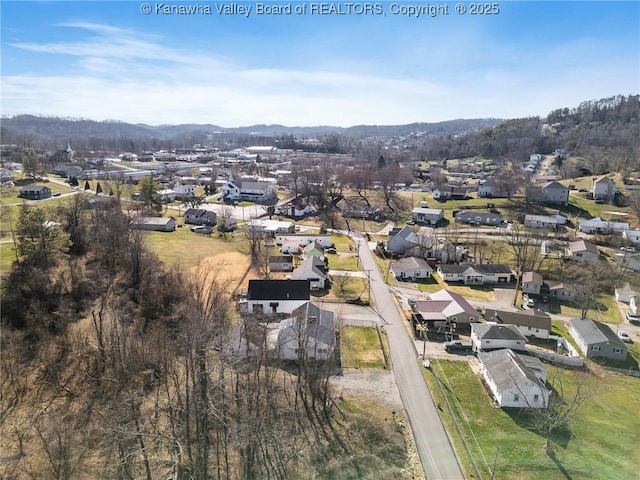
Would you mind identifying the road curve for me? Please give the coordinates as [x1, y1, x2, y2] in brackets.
[355, 235, 465, 480]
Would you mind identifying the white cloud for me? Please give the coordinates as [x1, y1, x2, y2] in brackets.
[3, 21, 638, 126]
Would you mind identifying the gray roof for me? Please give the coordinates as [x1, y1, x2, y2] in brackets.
[131, 216, 174, 226]
[293, 256, 326, 279]
[390, 256, 432, 275]
[478, 349, 548, 393]
[569, 239, 599, 255]
[484, 309, 551, 331]
[568, 318, 626, 347]
[411, 207, 444, 217]
[472, 323, 528, 342]
[285, 302, 335, 346]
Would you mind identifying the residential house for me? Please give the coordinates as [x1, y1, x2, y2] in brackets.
[280, 201, 313, 218]
[244, 279, 311, 315]
[630, 296, 639, 316]
[436, 264, 513, 285]
[484, 308, 552, 340]
[280, 239, 302, 254]
[454, 210, 503, 226]
[173, 184, 196, 199]
[478, 349, 549, 408]
[432, 185, 468, 200]
[386, 226, 420, 256]
[184, 208, 217, 226]
[0, 169, 15, 182]
[249, 219, 295, 236]
[471, 323, 528, 352]
[412, 289, 478, 326]
[568, 318, 627, 361]
[269, 255, 294, 272]
[276, 302, 336, 361]
[411, 207, 445, 226]
[18, 185, 52, 200]
[292, 257, 328, 291]
[546, 280, 577, 302]
[614, 252, 640, 273]
[342, 203, 383, 221]
[521, 271, 543, 296]
[566, 239, 600, 262]
[390, 257, 432, 281]
[614, 283, 639, 304]
[275, 234, 333, 248]
[219, 217, 238, 232]
[302, 241, 325, 260]
[156, 189, 176, 203]
[524, 214, 567, 230]
[526, 181, 569, 206]
[130, 216, 176, 232]
[622, 229, 640, 245]
[477, 178, 508, 198]
[591, 175, 616, 201]
[578, 217, 629, 235]
[222, 175, 277, 203]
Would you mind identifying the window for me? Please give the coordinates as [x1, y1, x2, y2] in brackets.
[533, 394, 539, 402]
[591, 345, 601, 351]
[513, 394, 519, 401]
[614, 348, 622, 354]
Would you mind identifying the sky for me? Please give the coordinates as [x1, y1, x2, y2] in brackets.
[1, 1, 639, 127]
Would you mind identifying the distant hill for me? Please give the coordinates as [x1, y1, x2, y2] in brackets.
[0, 115, 502, 150]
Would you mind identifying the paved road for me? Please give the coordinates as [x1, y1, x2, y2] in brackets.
[354, 235, 465, 480]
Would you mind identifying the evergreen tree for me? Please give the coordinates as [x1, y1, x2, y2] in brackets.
[95, 182, 103, 194]
[84, 180, 91, 191]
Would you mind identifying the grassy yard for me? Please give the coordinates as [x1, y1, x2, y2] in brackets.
[143, 227, 248, 269]
[327, 252, 359, 271]
[326, 276, 368, 302]
[340, 326, 387, 369]
[424, 359, 640, 480]
[558, 295, 624, 324]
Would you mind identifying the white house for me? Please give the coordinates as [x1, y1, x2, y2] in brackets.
[524, 214, 567, 230]
[389, 257, 432, 281]
[521, 271, 543, 296]
[437, 264, 512, 285]
[222, 175, 277, 203]
[276, 302, 336, 361]
[244, 280, 311, 315]
[615, 283, 639, 304]
[173, 184, 196, 199]
[622, 229, 640, 244]
[275, 234, 333, 248]
[249, 219, 295, 235]
[591, 175, 616, 201]
[578, 217, 629, 234]
[292, 257, 327, 291]
[477, 178, 508, 198]
[470, 323, 528, 352]
[566, 239, 600, 262]
[478, 349, 549, 408]
[280, 239, 302, 254]
[156, 189, 176, 203]
[411, 207, 445, 226]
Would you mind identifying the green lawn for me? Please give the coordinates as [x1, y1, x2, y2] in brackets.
[327, 252, 359, 271]
[424, 360, 640, 480]
[558, 294, 624, 324]
[327, 276, 367, 301]
[340, 326, 387, 369]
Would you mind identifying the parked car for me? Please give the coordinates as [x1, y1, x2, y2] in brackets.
[443, 340, 473, 353]
[190, 225, 213, 234]
[617, 330, 632, 343]
[406, 220, 416, 225]
[526, 298, 535, 308]
[325, 247, 337, 254]
[626, 312, 639, 322]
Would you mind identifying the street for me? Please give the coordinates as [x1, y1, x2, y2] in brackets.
[354, 235, 465, 480]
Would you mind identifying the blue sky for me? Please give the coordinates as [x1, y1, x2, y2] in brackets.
[1, 1, 638, 127]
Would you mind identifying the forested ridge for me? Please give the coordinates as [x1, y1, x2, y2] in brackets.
[0, 197, 415, 479]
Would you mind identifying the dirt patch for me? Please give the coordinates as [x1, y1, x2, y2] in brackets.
[197, 252, 252, 288]
[330, 370, 403, 410]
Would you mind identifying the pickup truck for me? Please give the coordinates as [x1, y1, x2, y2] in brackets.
[443, 340, 473, 353]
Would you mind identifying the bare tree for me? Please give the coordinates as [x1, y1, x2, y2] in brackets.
[503, 223, 544, 305]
